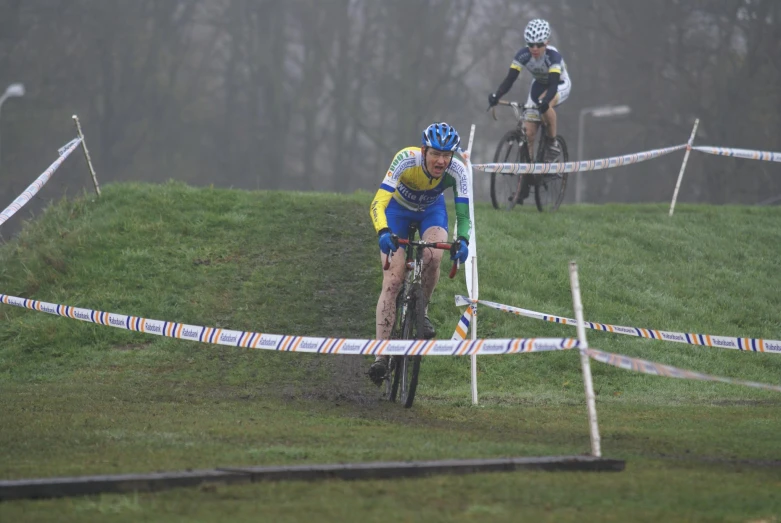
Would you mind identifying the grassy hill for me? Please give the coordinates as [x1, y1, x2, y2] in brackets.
[1, 182, 781, 522]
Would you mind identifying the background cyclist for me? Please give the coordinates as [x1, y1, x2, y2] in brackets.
[487, 18, 572, 165]
[367, 122, 471, 385]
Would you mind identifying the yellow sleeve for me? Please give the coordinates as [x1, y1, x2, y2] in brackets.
[370, 147, 417, 233]
[370, 187, 393, 233]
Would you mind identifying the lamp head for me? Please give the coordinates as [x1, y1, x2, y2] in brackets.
[4, 83, 25, 98]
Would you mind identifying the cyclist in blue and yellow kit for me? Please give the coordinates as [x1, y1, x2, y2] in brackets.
[368, 122, 471, 385]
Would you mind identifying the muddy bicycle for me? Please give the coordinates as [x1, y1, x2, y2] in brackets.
[381, 223, 459, 408]
[489, 100, 569, 212]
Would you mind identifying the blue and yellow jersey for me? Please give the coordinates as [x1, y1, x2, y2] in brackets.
[511, 45, 569, 85]
[370, 147, 471, 239]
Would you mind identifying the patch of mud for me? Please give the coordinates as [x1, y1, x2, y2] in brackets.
[296, 355, 379, 407]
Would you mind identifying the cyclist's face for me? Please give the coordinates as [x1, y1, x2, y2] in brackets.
[424, 147, 453, 177]
[527, 41, 547, 59]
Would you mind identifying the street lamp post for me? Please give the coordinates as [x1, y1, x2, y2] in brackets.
[576, 104, 631, 204]
[0, 83, 26, 174]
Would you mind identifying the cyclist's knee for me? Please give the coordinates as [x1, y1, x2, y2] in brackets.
[422, 248, 444, 267]
[421, 226, 447, 243]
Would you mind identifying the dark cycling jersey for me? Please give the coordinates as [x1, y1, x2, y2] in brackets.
[511, 45, 569, 85]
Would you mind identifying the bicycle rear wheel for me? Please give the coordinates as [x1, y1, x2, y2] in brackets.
[390, 283, 424, 408]
[490, 131, 530, 211]
[534, 135, 569, 212]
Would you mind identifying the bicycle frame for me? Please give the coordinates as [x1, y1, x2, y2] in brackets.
[380, 224, 459, 407]
[492, 100, 547, 161]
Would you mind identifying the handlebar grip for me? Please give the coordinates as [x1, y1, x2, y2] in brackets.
[383, 254, 391, 270]
[448, 261, 459, 279]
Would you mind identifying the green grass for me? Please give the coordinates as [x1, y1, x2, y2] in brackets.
[1, 182, 781, 522]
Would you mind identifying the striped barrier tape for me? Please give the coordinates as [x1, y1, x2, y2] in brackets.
[587, 348, 781, 393]
[0, 138, 82, 228]
[454, 295, 781, 354]
[0, 293, 579, 356]
[472, 144, 686, 175]
[693, 146, 781, 163]
[451, 307, 473, 340]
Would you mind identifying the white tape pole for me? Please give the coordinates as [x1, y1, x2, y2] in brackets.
[470, 260, 479, 405]
[569, 261, 601, 457]
[463, 124, 479, 406]
[72, 115, 101, 197]
[668, 118, 699, 217]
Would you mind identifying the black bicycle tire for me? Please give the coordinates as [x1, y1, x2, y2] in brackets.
[514, 143, 533, 210]
[490, 131, 524, 211]
[395, 283, 424, 408]
[534, 134, 570, 212]
[387, 281, 407, 402]
[552, 136, 570, 210]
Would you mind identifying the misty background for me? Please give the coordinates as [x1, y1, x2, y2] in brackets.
[1, 0, 779, 241]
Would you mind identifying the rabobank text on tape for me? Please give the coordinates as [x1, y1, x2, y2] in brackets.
[0, 293, 579, 356]
[588, 348, 781, 393]
[455, 295, 781, 354]
[473, 144, 686, 175]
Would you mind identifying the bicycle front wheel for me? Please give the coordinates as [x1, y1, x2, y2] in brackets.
[390, 283, 424, 408]
[534, 135, 569, 212]
[490, 131, 529, 211]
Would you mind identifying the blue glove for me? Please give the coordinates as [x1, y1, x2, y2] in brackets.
[537, 100, 550, 114]
[378, 230, 397, 255]
[450, 238, 469, 264]
[488, 92, 500, 107]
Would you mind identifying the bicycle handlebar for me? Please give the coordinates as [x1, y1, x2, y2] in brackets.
[490, 99, 525, 121]
[382, 236, 460, 279]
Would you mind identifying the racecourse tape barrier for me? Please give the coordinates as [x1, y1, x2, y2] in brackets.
[588, 348, 781, 393]
[0, 293, 579, 356]
[693, 146, 781, 163]
[455, 296, 781, 355]
[0, 138, 82, 227]
[451, 307, 473, 340]
[473, 144, 686, 175]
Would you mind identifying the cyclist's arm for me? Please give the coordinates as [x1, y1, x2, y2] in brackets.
[370, 148, 417, 233]
[494, 68, 520, 99]
[454, 200, 471, 241]
[539, 71, 560, 104]
[539, 50, 564, 104]
[370, 189, 392, 234]
[446, 160, 472, 241]
[494, 48, 529, 99]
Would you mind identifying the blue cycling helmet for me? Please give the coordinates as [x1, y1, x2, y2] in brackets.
[421, 122, 461, 152]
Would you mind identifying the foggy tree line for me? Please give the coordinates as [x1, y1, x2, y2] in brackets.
[0, 0, 779, 216]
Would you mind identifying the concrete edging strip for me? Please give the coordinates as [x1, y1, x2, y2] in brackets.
[0, 456, 624, 501]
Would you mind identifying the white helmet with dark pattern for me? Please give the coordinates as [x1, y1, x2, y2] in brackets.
[524, 19, 551, 44]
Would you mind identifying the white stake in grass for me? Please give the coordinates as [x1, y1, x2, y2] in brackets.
[569, 261, 601, 457]
[72, 115, 101, 197]
[462, 124, 479, 406]
[669, 118, 700, 217]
